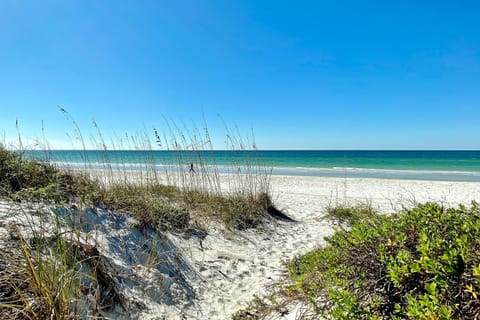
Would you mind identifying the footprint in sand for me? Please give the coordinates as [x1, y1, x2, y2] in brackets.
[239, 270, 250, 279]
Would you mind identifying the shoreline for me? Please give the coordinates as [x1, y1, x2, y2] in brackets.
[23, 149, 480, 182]
[55, 162, 480, 183]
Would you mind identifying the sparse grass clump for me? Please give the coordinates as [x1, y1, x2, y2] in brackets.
[231, 289, 296, 320]
[99, 184, 191, 231]
[323, 203, 378, 228]
[0, 222, 125, 320]
[282, 202, 480, 319]
[0, 225, 83, 320]
[190, 191, 273, 229]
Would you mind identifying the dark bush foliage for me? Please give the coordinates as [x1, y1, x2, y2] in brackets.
[287, 202, 480, 319]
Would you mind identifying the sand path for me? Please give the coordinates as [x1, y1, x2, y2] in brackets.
[164, 176, 480, 319]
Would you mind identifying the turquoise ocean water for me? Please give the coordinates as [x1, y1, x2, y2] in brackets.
[25, 150, 480, 182]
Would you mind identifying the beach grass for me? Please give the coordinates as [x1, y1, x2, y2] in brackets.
[1, 216, 84, 319]
[0, 113, 277, 319]
[1, 107, 275, 230]
[0, 145, 99, 204]
[323, 203, 378, 228]
[0, 207, 127, 320]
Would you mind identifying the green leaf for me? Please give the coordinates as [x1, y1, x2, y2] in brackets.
[425, 282, 437, 296]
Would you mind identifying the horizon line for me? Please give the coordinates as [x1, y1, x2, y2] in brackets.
[22, 148, 480, 152]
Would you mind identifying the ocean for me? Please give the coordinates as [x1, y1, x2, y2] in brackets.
[25, 150, 480, 182]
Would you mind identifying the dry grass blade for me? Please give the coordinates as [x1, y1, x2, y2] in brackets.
[15, 226, 42, 300]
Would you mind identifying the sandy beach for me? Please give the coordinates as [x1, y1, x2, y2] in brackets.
[2, 175, 480, 319]
[155, 175, 480, 319]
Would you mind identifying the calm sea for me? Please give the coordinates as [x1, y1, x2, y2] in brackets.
[25, 150, 480, 182]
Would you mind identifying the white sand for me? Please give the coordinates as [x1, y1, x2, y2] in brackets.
[165, 176, 480, 319]
[2, 175, 480, 319]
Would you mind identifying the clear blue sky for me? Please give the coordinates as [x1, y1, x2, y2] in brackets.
[1, 0, 479, 149]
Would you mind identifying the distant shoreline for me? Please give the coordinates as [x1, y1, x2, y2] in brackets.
[23, 149, 480, 182]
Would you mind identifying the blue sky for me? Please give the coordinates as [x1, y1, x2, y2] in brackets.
[1, 0, 479, 149]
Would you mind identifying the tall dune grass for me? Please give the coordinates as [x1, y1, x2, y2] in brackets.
[3, 108, 274, 229]
[0, 110, 277, 319]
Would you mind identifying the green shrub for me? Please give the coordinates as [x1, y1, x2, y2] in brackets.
[287, 202, 480, 319]
[0, 146, 99, 204]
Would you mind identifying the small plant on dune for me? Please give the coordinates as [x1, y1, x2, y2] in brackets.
[323, 203, 378, 228]
[98, 184, 191, 231]
[231, 289, 298, 320]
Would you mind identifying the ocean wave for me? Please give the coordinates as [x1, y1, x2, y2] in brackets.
[271, 166, 480, 182]
[330, 167, 480, 176]
[51, 161, 267, 173]
[50, 161, 480, 182]
[285, 165, 480, 175]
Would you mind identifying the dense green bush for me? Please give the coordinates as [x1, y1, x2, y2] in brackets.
[0, 146, 98, 203]
[287, 202, 480, 319]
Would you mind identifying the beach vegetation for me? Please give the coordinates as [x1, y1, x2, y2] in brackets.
[0, 107, 276, 230]
[1, 221, 83, 319]
[236, 202, 480, 319]
[323, 203, 378, 228]
[0, 142, 274, 231]
[0, 212, 125, 320]
[96, 182, 274, 230]
[0, 146, 98, 204]
[0, 110, 280, 319]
